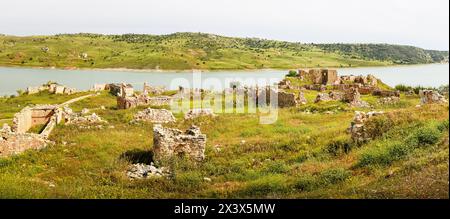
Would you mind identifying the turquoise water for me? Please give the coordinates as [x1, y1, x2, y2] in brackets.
[0, 64, 448, 95]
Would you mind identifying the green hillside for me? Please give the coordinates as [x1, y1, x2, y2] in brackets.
[0, 33, 447, 70]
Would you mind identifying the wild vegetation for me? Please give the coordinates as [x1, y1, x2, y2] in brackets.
[0, 84, 448, 198]
[0, 33, 447, 70]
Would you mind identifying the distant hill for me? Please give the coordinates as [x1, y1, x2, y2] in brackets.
[0, 32, 447, 70]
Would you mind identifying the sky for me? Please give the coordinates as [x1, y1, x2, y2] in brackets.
[0, 0, 448, 50]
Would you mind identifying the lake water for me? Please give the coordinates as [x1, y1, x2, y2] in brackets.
[0, 64, 448, 95]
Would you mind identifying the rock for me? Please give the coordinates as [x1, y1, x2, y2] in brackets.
[133, 108, 176, 123]
[126, 163, 169, 180]
[314, 93, 332, 103]
[297, 91, 307, 105]
[81, 108, 90, 114]
[419, 90, 448, 104]
[203, 177, 212, 182]
[100, 106, 106, 110]
[184, 108, 216, 120]
[378, 96, 400, 105]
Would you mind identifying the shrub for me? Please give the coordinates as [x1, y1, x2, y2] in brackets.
[325, 137, 353, 156]
[403, 125, 442, 149]
[319, 168, 351, 184]
[437, 119, 449, 132]
[263, 161, 289, 174]
[292, 174, 317, 191]
[286, 70, 297, 77]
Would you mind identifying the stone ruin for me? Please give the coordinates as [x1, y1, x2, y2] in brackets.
[419, 90, 448, 104]
[116, 83, 173, 110]
[63, 106, 106, 126]
[132, 108, 176, 123]
[26, 83, 76, 95]
[126, 162, 169, 180]
[298, 69, 338, 85]
[343, 88, 370, 108]
[152, 124, 206, 163]
[315, 91, 344, 103]
[378, 96, 400, 105]
[109, 83, 134, 97]
[297, 91, 307, 105]
[372, 89, 400, 97]
[184, 108, 216, 120]
[314, 93, 333, 103]
[277, 91, 298, 108]
[143, 82, 166, 96]
[1, 105, 63, 157]
[348, 111, 384, 144]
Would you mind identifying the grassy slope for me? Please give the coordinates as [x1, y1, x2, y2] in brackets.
[0, 33, 446, 70]
[0, 89, 448, 198]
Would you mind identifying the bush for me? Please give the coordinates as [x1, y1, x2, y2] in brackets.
[325, 137, 353, 156]
[357, 124, 443, 167]
[292, 174, 317, 191]
[286, 70, 297, 77]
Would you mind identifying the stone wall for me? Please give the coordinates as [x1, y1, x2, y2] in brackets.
[153, 124, 206, 162]
[419, 90, 448, 104]
[372, 89, 400, 97]
[277, 91, 298, 108]
[348, 111, 384, 144]
[0, 130, 51, 157]
[298, 69, 338, 85]
[343, 88, 370, 108]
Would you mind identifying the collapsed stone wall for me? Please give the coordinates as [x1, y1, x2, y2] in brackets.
[343, 88, 370, 108]
[12, 105, 59, 134]
[277, 91, 298, 108]
[184, 108, 216, 120]
[133, 108, 176, 123]
[0, 129, 52, 157]
[117, 95, 173, 109]
[419, 90, 448, 104]
[348, 111, 384, 144]
[298, 69, 338, 85]
[152, 124, 206, 163]
[372, 90, 400, 97]
[27, 83, 76, 95]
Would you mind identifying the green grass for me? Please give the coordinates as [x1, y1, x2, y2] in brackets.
[0, 90, 448, 198]
[0, 33, 432, 71]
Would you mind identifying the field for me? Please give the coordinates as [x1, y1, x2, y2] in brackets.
[0, 33, 447, 70]
[0, 87, 448, 198]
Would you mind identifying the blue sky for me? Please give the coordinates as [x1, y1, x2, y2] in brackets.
[1, 0, 448, 50]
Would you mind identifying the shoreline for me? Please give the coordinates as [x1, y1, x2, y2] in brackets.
[0, 62, 448, 73]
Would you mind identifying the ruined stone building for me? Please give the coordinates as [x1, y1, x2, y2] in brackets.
[298, 69, 338, 85]
[152, 124, 206, 163]
[1, 105, 63, 157]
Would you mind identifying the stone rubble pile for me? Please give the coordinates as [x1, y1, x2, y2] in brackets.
[378, 96, 400, 105]
[63, 107, 106, 126]
[419, 90, 448, 104]
[126, 163, 169, 180]
[184, 108, 216, 120]
[132, 108, 176, 123]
